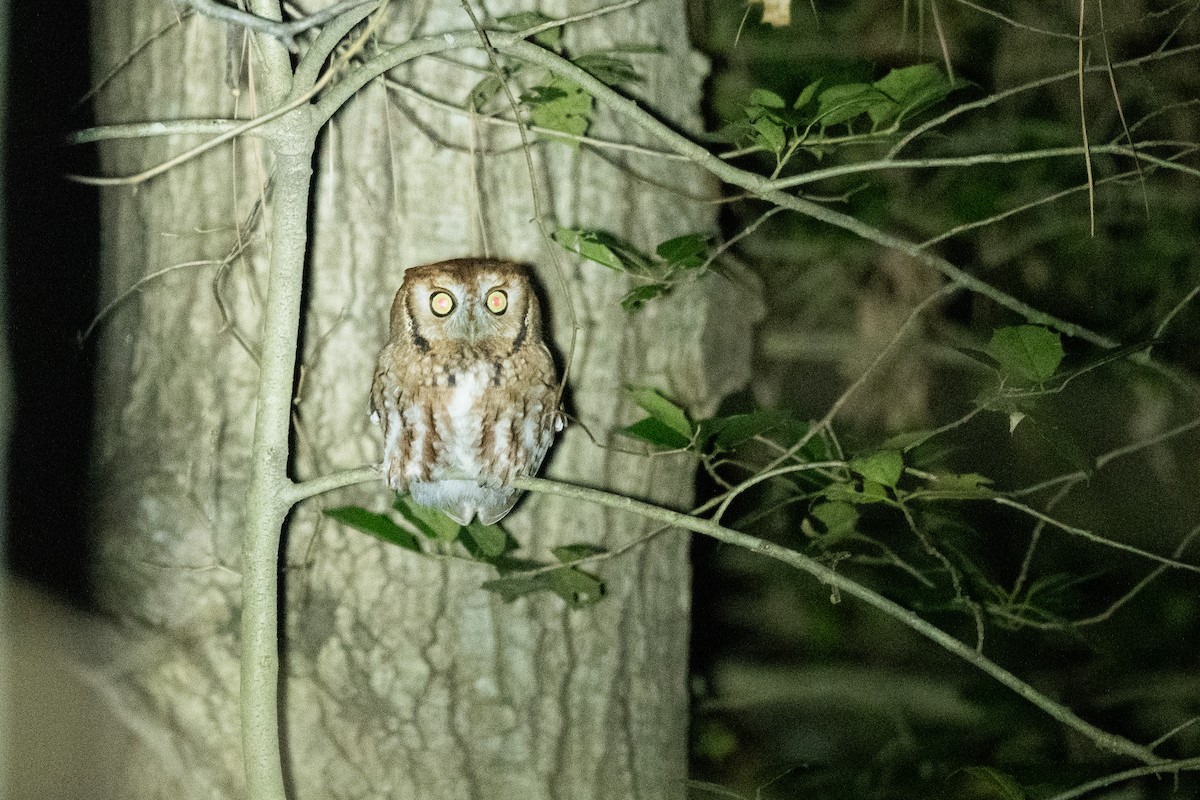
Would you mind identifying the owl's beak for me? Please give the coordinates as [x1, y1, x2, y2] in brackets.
[463, 306, 485, 344]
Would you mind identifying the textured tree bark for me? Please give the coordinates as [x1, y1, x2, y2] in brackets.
[88, 1, 757, 797]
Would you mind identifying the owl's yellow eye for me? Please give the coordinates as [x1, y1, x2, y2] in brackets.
[429, 291, 455, 317]
[486, 290, 508, 315]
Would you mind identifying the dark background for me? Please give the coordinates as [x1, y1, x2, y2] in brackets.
[5, 0, 98, 601]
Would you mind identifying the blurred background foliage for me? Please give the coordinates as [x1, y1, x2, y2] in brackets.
[682, 1, 1200, 797]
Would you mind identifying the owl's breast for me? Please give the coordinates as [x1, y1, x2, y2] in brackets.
[437, 361, 492, 477]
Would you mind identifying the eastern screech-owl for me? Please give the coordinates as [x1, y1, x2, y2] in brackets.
[370, 258, 563, 525]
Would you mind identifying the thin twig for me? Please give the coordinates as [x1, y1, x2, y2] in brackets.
[1013, 415, 1200, 497]
[949, 0, 1078, 39]
[766, 143, 1195, 191]
[1043, 756, 1200, 800]
[888, 42, 1200, 158]
[765, 284, 958, 472]
[75, 11, 193, 110]
[457, 0, 580, 414]
[82, 259, 227, 341]
[1006, 524, 1200, 630]
[513, 0, 645, 39]
[1011, 482, 1072, 599]
[384, 79, 690, 159]
[985, 496, 1200, 575]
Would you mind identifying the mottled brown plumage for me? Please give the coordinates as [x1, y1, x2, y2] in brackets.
[370, 259, 563, 525]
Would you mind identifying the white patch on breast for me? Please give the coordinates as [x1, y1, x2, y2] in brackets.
[442, 365, 488, 476]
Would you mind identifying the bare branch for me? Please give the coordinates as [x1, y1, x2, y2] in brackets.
[180, 0, 377, 52]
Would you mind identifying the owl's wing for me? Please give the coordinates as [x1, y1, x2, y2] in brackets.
[369, 343, 402, 425]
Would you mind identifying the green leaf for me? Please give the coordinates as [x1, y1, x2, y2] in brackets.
[793, 79, 822, 110]
[621, 283, 670, 311]
[928, 472, 995, 494]
[482, 566, 605, 608]
[525, 76, 593, 144]
[552, 228, 625, 270]
[850, 450, 904, 488]
[816, 83, 891, 126]
[824, 480, 890, 504]
[498, 12, 562, 48]
[750, 116, 786, 152]
[482, 574, 543, 603]
[656, 233, 709, 269]
[872, 63, 959, 124]
[803, 501, 859, 540]
[551, 228, 655, 275]
[748, 87, 786, 108]
[987, 325, 1064, 383]
[546, 567, 605, 608]
[393, 496, 462, 542]
[699, 410, 789, 451]
[463, 521, 508, 559]
[467, 75, 504, 111]
[572, 52, 640, 86]
[621, 417, 692, 449]
[945, 767, 1027, 800]
[552, 543, 607, 563]
[324, 506, 420, 552]
[628, 386, 693, 439]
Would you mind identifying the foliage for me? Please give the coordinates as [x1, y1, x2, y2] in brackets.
[325, 495, 605, 608]
[551, 228, 713, 309]
[71, 0, 1200, 797]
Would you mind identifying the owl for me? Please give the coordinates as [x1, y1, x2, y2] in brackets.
[370, 258, 564, 526]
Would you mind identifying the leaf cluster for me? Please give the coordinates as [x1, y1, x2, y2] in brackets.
[722, 64, 968, 159]
[469, 19, 644, 146]
[622, 325, 1158, 632]
[552, 228, 713, 309]
[549, 230, 710, 311]
[325, 495, 605, 608]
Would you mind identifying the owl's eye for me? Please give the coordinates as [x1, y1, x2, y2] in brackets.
[429, 291, 455, 317]
[486, 290, 508, 315]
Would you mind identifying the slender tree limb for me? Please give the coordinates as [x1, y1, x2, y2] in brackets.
[245, 0, 294, 106]
[65, 80, 322, 186]
[288, 465, 376, 504]
[765, 143, 1200, 190]
[241, 146, 317, 800]
[291, 463, 1165, 765]
[75, 11, 192, 111]
[508, 475, 1164, 765]
[181, 0, 377, 53]
[1044, 756, 1200, 800]
[311, 30, 485, 123]
[500, 38, 1122, 350]
[66, 119, 240, 145]
[292, 0, 381, 91]
[384, 79, 691, 159]
[949, 0, 1079, 39]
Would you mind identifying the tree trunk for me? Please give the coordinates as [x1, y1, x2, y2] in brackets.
[88, 2, 756, 797]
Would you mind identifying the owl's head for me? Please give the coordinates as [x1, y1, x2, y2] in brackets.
[391, 258, 544, 348]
